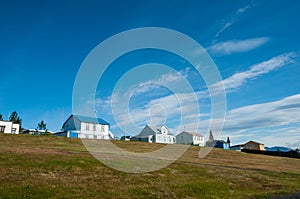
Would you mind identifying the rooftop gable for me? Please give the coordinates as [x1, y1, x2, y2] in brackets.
[63, 115, 109, 126]
[179, 131, 203, 137]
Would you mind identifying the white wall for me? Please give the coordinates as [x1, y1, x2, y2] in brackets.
[12, 123, 20, 134]
[79, 122, 109, 139]
[156, 134, 175, 144]
[0, 121, 19, 134]
[0, 121, 12, 133]
[176, 132, 204, 146]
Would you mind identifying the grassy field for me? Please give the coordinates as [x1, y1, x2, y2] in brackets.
[0, 134, 300, 199]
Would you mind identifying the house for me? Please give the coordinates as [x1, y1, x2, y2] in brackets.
[0, 120, 20, 134]
[120, 135, 131, 141]
[176, 131, 204, 146]
[230, 144, 245, 151]
[60, 115, 113, 139]
[131, 125, 176, 144]
[244, 141, 265, 151]
[214, 140, 230, 150]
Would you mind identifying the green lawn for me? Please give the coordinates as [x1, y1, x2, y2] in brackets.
[0, 134, 300, 198]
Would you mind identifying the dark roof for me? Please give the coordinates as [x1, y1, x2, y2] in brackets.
[147, 125, 174, 135]
[215, 140, 228, 144]
[245, 140, 264, 145]
[231, 144, 245, 147]
[64, 114, 109, 126]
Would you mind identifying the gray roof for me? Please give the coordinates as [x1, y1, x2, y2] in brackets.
[179, 131, 203, 137]
[147, 125, 174, 135]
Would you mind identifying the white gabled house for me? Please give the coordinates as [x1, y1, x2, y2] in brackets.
[0, 121, 20, 134]
[61, 115, 113, 139]
[176, 131, 204, 146]
[131, 125, 176, 144]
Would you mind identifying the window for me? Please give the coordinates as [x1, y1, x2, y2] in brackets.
[12, 128, 16, 134]
[101, 125, 105, 132]
[86, 123, 89, 130]
[0, 126, 5, 133]
[93, 124, 96, 131]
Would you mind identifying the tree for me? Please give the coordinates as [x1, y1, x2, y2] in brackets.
[9, 111, 22, 132]
[0, 114, 3, 121]
[37, 120, 47, 130]
[9, 111, 22, 124]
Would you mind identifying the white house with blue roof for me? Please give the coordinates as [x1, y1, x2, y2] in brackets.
[61, 115, 113, 139]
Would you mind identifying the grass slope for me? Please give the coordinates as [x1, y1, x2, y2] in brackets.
[0, 134, 300, 199]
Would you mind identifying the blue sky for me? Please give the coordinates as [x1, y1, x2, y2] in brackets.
[1, 0, 300, 148]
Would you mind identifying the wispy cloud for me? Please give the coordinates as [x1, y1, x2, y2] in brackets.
[210, 52, 296, 95]
[224, 94, 300, 131]
[236, 1, 256, 14]
[207, 37, 269, 55]
[215, 22, 234, 38]
[214, 1, 256, 38]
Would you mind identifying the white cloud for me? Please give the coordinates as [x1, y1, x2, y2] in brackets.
[208, 37, 269, 55]
[214, 2, 256, 38]
[210, 52, 296, 95]
[195, 94, 300, 147]
[223, 94, 300, 131]
[236, 2, 256, 14]
[215, 21, 234, 38]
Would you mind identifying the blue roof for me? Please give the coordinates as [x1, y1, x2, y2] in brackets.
[73, 115, 109, 125]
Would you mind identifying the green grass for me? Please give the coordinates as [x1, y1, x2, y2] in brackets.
[0, 134, 300, 198]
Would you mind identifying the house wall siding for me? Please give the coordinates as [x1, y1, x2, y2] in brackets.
[0, 121, 20, 134]
[176, 132, 204, 146]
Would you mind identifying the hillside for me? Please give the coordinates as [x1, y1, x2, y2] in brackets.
[0, 134, 300, 199]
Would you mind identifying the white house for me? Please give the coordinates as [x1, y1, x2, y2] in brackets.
[176, 131, 204, 146]
[0, 121, 20, 134]
[131, 125, 176, 144]
[61, 115, 113, 139]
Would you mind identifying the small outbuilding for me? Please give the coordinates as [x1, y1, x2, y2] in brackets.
[176, 131, 204, 146]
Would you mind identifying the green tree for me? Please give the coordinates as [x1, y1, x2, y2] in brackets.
[9, 111, 22, 132]
[37, 120, 47, 130]
[0, 114, 3, 121]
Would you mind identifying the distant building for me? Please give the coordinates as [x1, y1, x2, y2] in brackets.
[23, 129, 47, 135]
[120, 135, 131, 141]
[230, 144, 245, 151]
[244, 141, 265, 151]
[214, 140, 230, 150]
[0, 121, 20, 134]
[176, 131, 204, 146]
[131, 125, 176, 144]
[59, 115, 113, 139]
